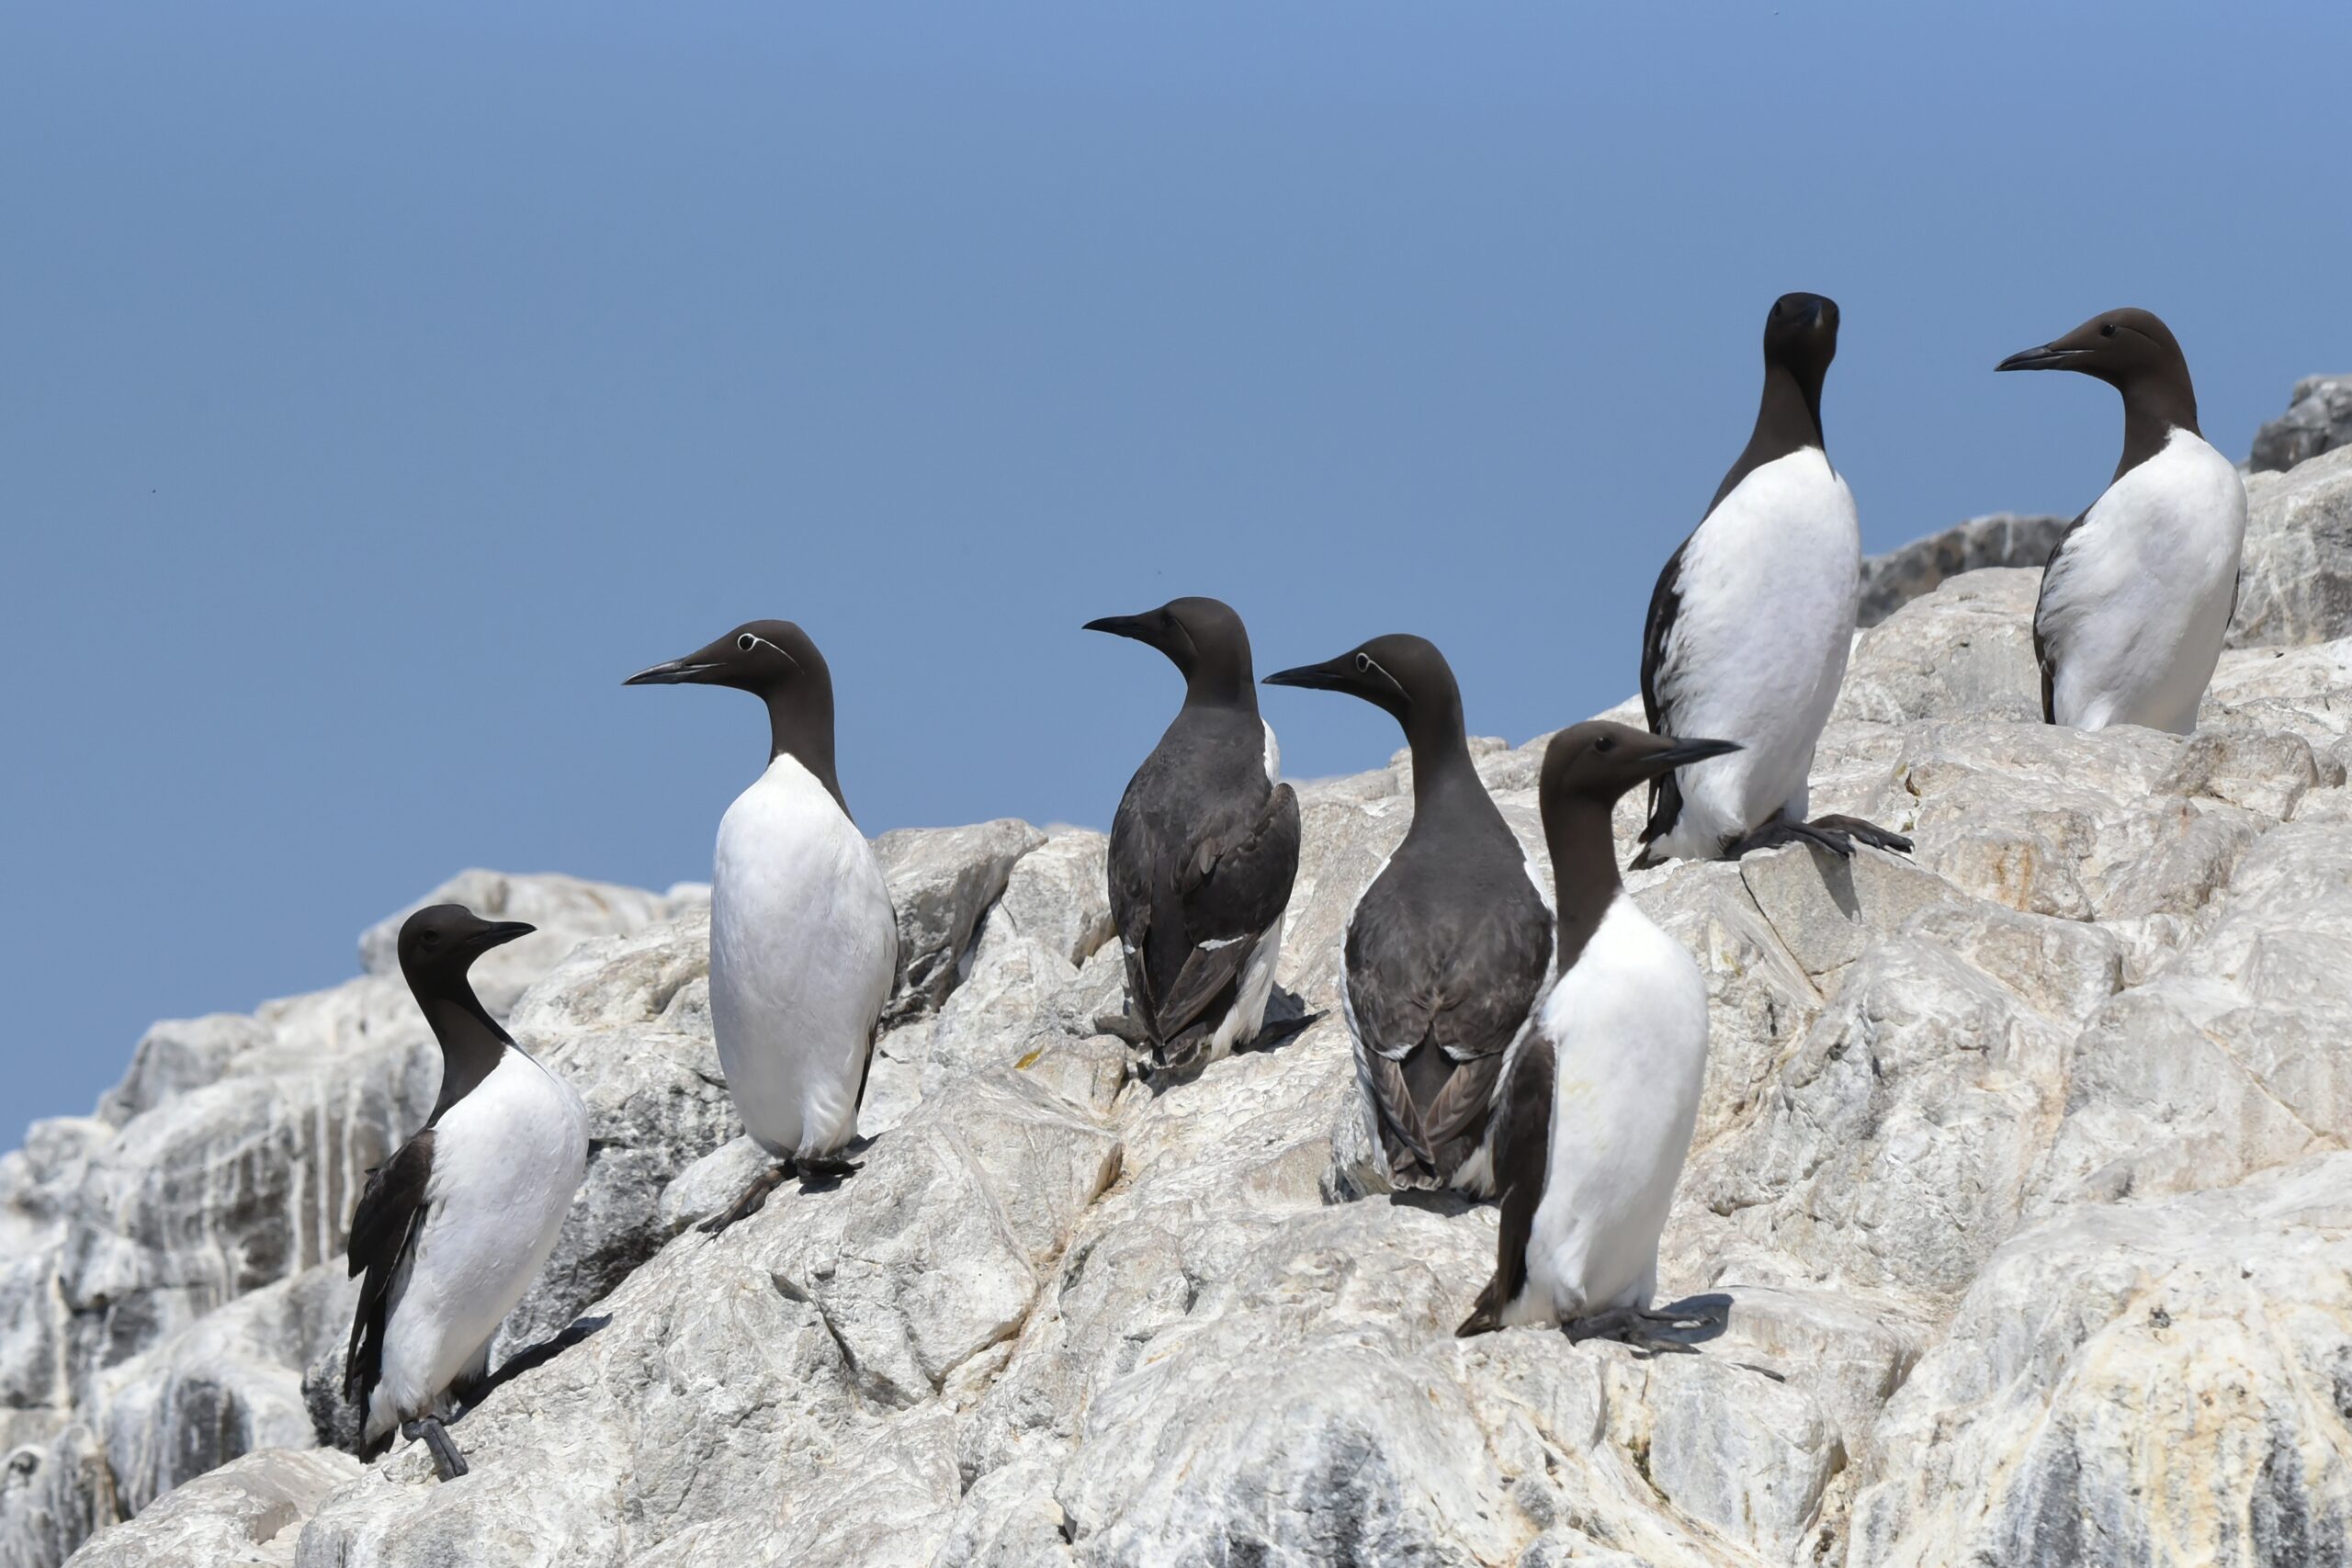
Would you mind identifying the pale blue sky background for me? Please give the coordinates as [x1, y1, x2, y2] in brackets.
[6, 3, 2348, 1134]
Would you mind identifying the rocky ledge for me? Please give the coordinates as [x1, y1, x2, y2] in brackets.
[2251, 375, 2352, 475]
[6, 442, 2352, 1568]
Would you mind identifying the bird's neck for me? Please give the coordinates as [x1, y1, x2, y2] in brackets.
[1181, 673, 1259, 717]
[1404, 705, 1487, 816]
[1752, 361, 1826, 457]
[765, 694, 848, 818]
[1399, 673, 1470, 781]
[1544, 797, 1623, 970]
[2116, 378, 2199, 480]
[419, 990, 512, 1125]
[1710, 362, 1826, 513]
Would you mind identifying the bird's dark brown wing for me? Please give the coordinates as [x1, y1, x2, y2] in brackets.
[1344, 871, 1552, 1189]
[1106, 800, 1161, 1034]
[343, 1130, 435, 1439]
[1113, 775, 1301, 1058]
[1459, 1031, 1557, 1336]
[1150, 783, 1300, 1044]
[1638, 536, 1693, 851]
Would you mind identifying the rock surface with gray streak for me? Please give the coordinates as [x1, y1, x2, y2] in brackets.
[1856, 512, 2067, 626]
[2232, 444, 2352, 650]
[51, 1449, 360, 1568]
[13, 461, 2352, 1565]
[2249, 373, 2352, 473]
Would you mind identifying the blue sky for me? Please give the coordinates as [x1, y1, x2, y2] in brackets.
[6, 2, 2348, 1134]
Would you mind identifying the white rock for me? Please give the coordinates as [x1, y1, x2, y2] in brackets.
[1857, 512, 2068, 626]
[57, 1449, 359, 1568]
[0, 1424, 114, 1568]
[489, 907, 738, 1362]
[1849, 1151, 2352, 1568]
[1835, 568, 2043, 726]
[2248, 373, 2352, 473]
[93, 1266, 352, 1517]
[282, 1070, 1116, 1567]
[355, 868, 679, 1014]
[2232, 444, 2352, 649]
[17, 572, 2352, 1568]
[986, 830, 1114, 970]
[876, 819, 1047, 1022]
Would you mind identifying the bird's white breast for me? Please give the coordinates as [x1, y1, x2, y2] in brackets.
[2041, 429, 2247, 734]
[709, 754, 899, 1158]
[1515, 894, 1709, 1324]
[424, 1049, 587, 1276]
[370, 1047, 586, 1436]
[1657, 449, 1860, 850]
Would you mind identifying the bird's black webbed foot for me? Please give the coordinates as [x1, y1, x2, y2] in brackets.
[1807, 813, 1914, 855]
[697, 1160, 795, 1235]
[794, 1151, 861, 1183]
[1728, 815, 1853, 860]
[1565, 1305, 1707, 1359]
[401, 1416, 469, 1481]
[1250, 1010, 1328, 1055]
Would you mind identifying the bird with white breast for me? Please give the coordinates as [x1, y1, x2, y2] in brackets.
[1459, 720, 1738, 1343]
[626, 619, 899, 1234]
[1998, 307, 2247, 734]
[1635, 291, 1911, 866]
[345, 904, 589, 1481]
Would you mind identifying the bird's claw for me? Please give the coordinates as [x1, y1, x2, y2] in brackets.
[401, 1416, 469, 1482]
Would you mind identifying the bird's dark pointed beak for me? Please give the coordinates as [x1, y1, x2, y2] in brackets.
[471, 920, 536, 952]
[1262, 656, 1351, 693]
[1082, 615, 1151, 643]
[1996, 343, 2081, 373]
[1647, 737, 1742, 774]
[624, 656, 718, 686]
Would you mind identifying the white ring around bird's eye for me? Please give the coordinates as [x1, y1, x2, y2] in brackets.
[1355, 653, 1371, 673]
[738, 634, 757, 652]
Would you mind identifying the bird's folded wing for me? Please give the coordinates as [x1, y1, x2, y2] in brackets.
[1639, 536, 1692, 845]
[1347, 890, 1548, 1183]
[1487, 1029, 1558, 1308]
[1419, 1048, 1507, 1179]
[2031, 509, 2092, 725]
[1149, 783, 1302, 1042]
[1106, 798, 1183, 1036]
[344, 1130, 435, 1403]
[1429, 900, 1556, 1066]
[1343, 886, 1447, 1064]
[1641, 536, 1690, 736]
[1363, 1048, 1438, 1173]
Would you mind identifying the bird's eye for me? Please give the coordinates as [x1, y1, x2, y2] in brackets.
[1354, 653, 1373, 673]
[2099, 322, 2117, 338]
[737, 634, 757, 652]
[1594, 734, 1617, 753]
